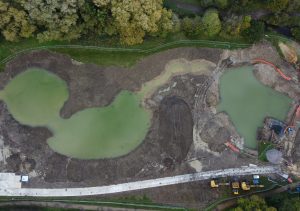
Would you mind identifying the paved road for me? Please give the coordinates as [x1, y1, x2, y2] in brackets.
[0, 166, 280, 197]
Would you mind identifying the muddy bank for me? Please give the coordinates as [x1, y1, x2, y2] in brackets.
[0, 47, 223, 188]
[0, 41, 298, 208]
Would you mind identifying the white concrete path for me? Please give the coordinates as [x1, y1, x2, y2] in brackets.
[0, 165, 280, 197]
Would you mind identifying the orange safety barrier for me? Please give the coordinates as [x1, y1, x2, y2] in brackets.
[252, 59, 292, 81]
[225, 142, 240, 153]
[296, 105, 300, 118]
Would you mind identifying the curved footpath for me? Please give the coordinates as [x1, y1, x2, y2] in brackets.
[1, 166, 280, 197]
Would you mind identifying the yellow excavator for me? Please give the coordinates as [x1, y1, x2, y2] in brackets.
[210, 179, 229, 188]
[241, 181, 264, 191]
[231, 180, 240, 195]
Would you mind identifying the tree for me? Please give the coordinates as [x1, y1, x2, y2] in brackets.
[231, 195, 277, 211]
[20, 0, 85, 41]
[181, 17, 195, 36]
[79, 1, 109, 37]
[215, 0, 228, 9]
[287, 0, 300, 13]
[292, 27, 300, 41]
[0, 1, 35, 41]
[280, 198, 300, 211]
[221, 15, 251, 38]
[264, 0, 289, 12]
[93, 0, 110, 7]
[93, 0, 173, 45]
[202, 9, 221, 37]
[153, 9, 173, 38]
[242, 20, 265, 42]
[181, 16, 202, 37]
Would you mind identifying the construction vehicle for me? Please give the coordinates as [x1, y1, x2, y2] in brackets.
[210, 179, 229, 188]
[231, 179, 240, 195]
[241, 181, 250, 190]
[253, 175, 260, 185]
[211, 176, 264, 194]
[241, 180, 264, 191]
[210, 180, 218, 188]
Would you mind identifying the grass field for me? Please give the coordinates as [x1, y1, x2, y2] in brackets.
[0, 196, 189, 211]
[258, 142, 275, 161]
[0, 34, 252, 72]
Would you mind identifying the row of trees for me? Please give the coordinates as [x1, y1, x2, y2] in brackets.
[231, 194, 300, 211]
[180, 11, 265, 42]
[0, 0, 299, 45]
[0, 0, 173, 45]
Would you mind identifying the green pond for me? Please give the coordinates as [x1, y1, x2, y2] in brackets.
[217, 66, 292, 149]
[0, 68, 150, 159]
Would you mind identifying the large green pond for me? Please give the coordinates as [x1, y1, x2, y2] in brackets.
[0, 68, 150, 159]
[218, 66, 292, 149]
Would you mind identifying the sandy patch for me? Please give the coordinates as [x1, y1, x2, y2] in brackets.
[139, 58, 216, 101]
[189, 159, 203, 172]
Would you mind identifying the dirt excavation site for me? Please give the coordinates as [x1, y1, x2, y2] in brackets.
[0, 41, 299, 208]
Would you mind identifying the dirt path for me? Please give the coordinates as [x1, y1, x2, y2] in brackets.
[0, 166, 279, 197]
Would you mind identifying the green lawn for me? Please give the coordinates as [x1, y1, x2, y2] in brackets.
[258, 141, 275, 162]
[0, 207, 79, 211]
[53, 48, 144, 67]
[0, 196, 188, 211]
[0, 34, 251, 72]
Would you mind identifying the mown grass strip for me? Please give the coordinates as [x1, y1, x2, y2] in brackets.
[0, 39, 251, 70]
[0, 198, 188, 211]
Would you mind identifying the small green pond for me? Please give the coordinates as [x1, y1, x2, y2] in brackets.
[0, 68, 150, 159]
[218, 66, 292, 149]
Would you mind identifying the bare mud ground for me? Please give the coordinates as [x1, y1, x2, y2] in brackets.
[0, 42, 298, 208]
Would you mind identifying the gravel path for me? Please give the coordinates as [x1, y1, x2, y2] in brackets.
[0, 166, 280, 197]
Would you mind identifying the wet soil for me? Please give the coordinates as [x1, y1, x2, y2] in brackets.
[0, 47, 221, 188]
[0, 42, 298, 208]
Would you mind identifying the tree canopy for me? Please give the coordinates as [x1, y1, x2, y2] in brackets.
[231, 195, 277, 211]
[242, 20, 265, 42]
[0, 0, 35, 41]
[0, 0, 300, 45]
[20, 0, 85, 41]
[93, 0, 173, 45]
[202, 9, 221, 37]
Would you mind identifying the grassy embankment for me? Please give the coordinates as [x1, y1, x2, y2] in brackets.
[0, 195, 190, 211]
[0, 33, 251, 72]
[0, 30, 292, 73]
[258, 141, 275, 162]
